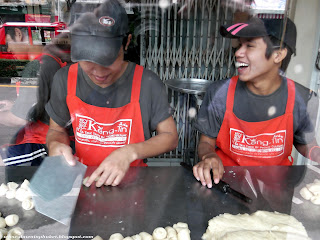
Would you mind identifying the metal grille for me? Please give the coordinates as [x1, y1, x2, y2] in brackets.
[139, 0, 237, 160]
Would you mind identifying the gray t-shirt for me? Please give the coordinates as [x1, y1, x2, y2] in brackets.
[45, 62, 172, 140]
[195, 77, 319, 145]
[12, 55, 63, 121]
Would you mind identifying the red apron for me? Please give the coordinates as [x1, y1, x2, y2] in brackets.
[216, 76, 295, 166]
[66, 63, 147, 167]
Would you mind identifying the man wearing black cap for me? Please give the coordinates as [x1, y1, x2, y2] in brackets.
[45, 0, 178, 187]
[193, 17, 320, 188]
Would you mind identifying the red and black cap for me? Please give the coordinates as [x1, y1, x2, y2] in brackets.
[220, 17, 297, 55]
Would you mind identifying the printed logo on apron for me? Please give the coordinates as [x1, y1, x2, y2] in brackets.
[230, 128, 286, 158]
[75, 114, 132, 147]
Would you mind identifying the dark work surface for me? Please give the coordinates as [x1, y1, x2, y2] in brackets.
[1, 165, 319, 240]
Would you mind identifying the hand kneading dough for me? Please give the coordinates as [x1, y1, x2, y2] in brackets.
[109, 233, 124, 240]
[5, 214, 19, 227]
[153, 227, 167, 240]
[201, 211, 310, 240]
[139, 232, 153, 240]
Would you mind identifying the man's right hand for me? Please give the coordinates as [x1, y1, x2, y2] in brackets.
[193, 153, 224, 188]
[193, 134, 224, 188]
[48, 141, 76, 166]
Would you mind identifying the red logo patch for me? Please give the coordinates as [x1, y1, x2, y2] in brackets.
[99, 16, 115, 26]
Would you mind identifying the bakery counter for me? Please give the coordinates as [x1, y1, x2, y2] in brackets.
[0, 165, 320, 239]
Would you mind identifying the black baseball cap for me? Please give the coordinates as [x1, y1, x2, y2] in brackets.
[220, 17, 297, 55]
[70, 0, 128, 67]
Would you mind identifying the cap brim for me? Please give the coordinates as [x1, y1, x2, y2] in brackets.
[71, 34, 123, 67]
[220, 19, 268, 39]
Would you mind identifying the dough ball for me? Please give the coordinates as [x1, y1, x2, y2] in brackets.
[5, 214, 19, 227]
[6, 227, 24, 240]
[6, 189, 16, 199]
[177, 228, 190, 240]
[0, 227, 8, 239]
[139, 232, 153, 240]
[22, 198, 35, 210]
[131, 234, 142, 240]
[165, 227, 177, 238]
[109, 233, 124, 240]
[0, 217, 6, 228]
[15, 188, 29, 202]
[83, 177, 89, 186]
[20, 179, 30, 190]
[123, 237, 134, 240]
[7, 182, 19, 190]
[310, 195, 320, 205]
[307, 183, 320, 195]
[300, 187, 313, 200]
[174, 222, 188, 229]
[153, 227, 167, 240]
[92, 236, 104, 240]
[0, 183, 9, 196]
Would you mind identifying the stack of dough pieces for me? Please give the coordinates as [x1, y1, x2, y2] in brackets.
[0, 179, 34, 210]
[201, 211, 310, 240]
[299, 179, 320, 205]
[105, 222, 190, 240]
[0, 211, 24, 240]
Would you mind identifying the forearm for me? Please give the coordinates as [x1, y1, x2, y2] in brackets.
[295, 140, 320, 163]
[124, 131, 178, 162]
[46, 128, 70, 154]
[198, 139, 218, 161]
[0, 111, 27, 127]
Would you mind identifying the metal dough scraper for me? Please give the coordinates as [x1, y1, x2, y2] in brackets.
[29, 156, 87, 225]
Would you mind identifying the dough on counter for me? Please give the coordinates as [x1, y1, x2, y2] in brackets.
[5, 214, 19, 227]
[177, 228, 190, 240]
[131, 234, 142, 240]
[0, 183, 9, 196]
[7, 182, 19, 190]
[0, 217, 6, 228]
[310, 195, 320, 205]
[300, 179, 320, 205]
[5, 190, 16, 199]
[109, 233, 124, 240]
[165, 226, 177, 238]
[123, 237, 134, 240]
[0, 228, 8, 239]
[6, 227, 24, 240]
[22, 198, 35, 210]
[20, 179, 30, 190]
[300, 187, 313, 200]
[139, 232, 153, 240]
[92, 236, 104, 240]
[201, 211, 310, 240]
[153, 227, 167, 240]
[219, 230, 310, 240]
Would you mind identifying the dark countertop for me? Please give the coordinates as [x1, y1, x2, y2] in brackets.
[1, 165, 320, 240]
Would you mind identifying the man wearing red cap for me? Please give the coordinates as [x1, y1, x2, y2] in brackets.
[45, 0, 178, 187]
[193, 17, 320, 188]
